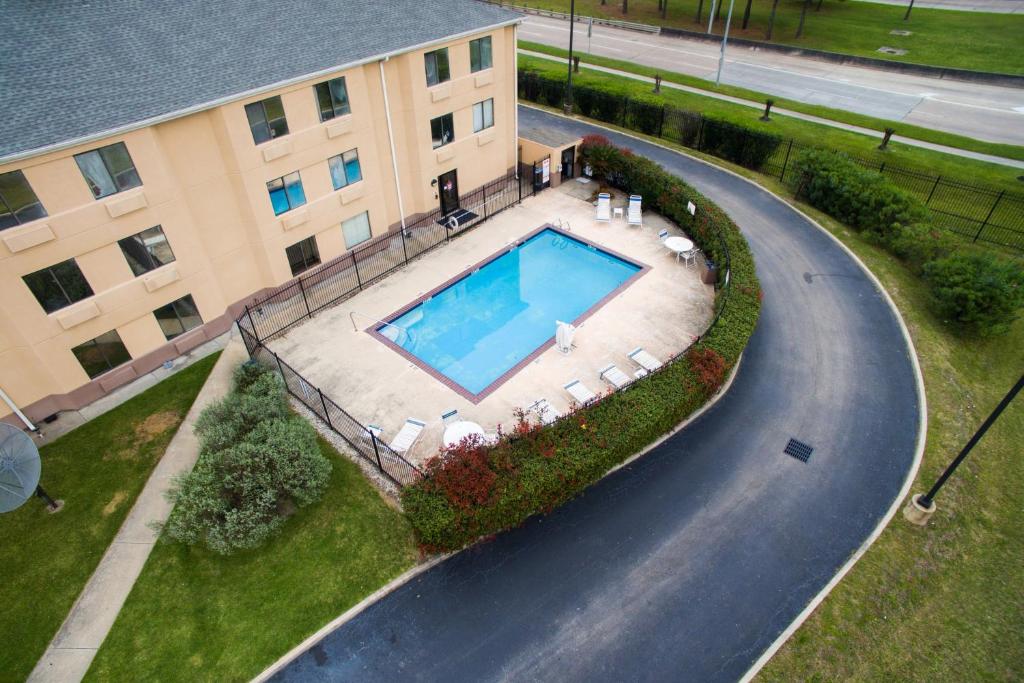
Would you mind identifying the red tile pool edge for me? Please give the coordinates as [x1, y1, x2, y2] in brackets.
[366, 223, 651, 404]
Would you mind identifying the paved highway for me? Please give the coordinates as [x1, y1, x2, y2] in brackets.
[268, 106, 923, 682]
[520, 14, 1024, 145]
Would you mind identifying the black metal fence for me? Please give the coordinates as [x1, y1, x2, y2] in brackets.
[518, 69, 1024, 251]
[235, 170, 537, 486]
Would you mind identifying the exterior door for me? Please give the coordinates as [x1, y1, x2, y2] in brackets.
[438, 169, 459, 215]
[561, 146, 576, 180]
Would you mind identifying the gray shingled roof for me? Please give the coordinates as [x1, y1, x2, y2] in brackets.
[0, 0, 520, 162]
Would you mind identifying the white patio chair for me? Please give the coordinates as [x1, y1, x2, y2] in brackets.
[627, 195, 642, 227]
[596, 192, 611, 222]
[564, 379, 597, 405]
[599, 363, 631, 389]
[628, 347, 663, 372]
[389, 418, 425, 454]
[527, 398, 559, 425]
[682, 248, 700, 269]
[441, 409, 459, 426]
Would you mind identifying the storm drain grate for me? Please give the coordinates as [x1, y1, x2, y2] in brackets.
[784, 438, 814, 463]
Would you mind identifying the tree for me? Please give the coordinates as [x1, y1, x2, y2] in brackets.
[622, 0, 628, 13]
[662, 0, 669, 19]
[795, 0, 812, 38]
[741, 0, 753, 28]
[766, 0, 781, 39]
[695, 0, 705, 23]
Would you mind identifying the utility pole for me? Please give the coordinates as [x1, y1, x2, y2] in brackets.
[565, 0, 576, 116]
[716, 0, 736, 86]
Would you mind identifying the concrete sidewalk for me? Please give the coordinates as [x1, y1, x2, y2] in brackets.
[27, 340, 248, 683]
[521, 49, 1024, 170]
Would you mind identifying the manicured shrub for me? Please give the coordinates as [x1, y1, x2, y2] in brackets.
[402, 138, 762, 551]
[166, 363, 331, 554]
[792, 149, 927, 239]
[881, 222, 957, 274]
[700, 119, 783, 170]
[922, 252, 1024, 336]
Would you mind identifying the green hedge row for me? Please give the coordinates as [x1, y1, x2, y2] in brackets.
[401, 137, 762, 551]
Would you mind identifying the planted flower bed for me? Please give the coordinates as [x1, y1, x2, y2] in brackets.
[402, 136, 762, 551]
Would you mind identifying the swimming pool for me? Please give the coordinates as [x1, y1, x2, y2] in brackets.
[372, 226, 646, 401]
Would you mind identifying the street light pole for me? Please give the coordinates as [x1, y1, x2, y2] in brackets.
[715, 0, 736, 86]
[564, 0, 576, 115]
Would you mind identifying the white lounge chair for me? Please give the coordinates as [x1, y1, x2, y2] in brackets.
[627, 195, 642, 227]
[628, 347, 663, 373]
[527, 398, 559, 425]
[441, 409, 459, 426]
[389, 418, 425, 454]
[596, 192, 611, 222]
[599, 363, 631, 389]
[564, 379, 597, 405]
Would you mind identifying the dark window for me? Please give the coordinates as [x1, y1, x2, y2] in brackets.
[430, 113, 455, 149]
[285, 236, 320, 276]
[267, 171, 306, 216]
[74, 142, 141, 199]
[328, 149, 362, 190]
[72, 330, 131, 379]
[473, 98, 494, 133]
[245, 96, 289, 144]
[154, 294, 202, 341]
[118, 225, 175, 276]
[314, 77, 351, 122]
[424, 48, 451, 87]
[470, 36, 492, 73]
[23, 259, 94, 313]
[0, 170, 47, 230]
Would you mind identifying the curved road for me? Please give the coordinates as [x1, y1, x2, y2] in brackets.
[271, 107, 921, 682]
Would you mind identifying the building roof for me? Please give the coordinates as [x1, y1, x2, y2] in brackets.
[519, 125, 581, 149]
[0, 0, 520, 163]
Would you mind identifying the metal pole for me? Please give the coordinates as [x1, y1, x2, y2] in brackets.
[370, 432, 384, 470]
[318, 387, 333, 429]
[245, 304, 260, 345]
[715, 0, 735, 86]
[706, 0, 718, 32]
[564, 0, 576, 115]
[298, 276, 311, 317]
[35, 485, 61, 511]
[918, 374, 1024, 509]
[974, 190, 1004, 243]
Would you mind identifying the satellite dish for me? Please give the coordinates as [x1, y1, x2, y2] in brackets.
[0, 423, 61, 513]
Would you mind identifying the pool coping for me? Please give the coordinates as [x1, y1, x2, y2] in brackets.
[366, 223, 651, 404]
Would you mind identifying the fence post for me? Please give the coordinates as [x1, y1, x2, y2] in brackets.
[353, 254, 363, 290]
[245, 305, 260, 345]
[658, 105, 666, 139]
[622, 96, 629, 127]
[483, 182, 490, 219]
[317, 387, 333, 429]
[974, 190, 1005, 243]
[369, 433, 385, 471]
[399, 223, 409, 265]
[298, 276, 311, 317]
[925, 175, 942, 205]
[779, 139, 794, 182]
[274, 353, 285, 386]
[697, 116, 706, 151]
[879, 162, 886, 174]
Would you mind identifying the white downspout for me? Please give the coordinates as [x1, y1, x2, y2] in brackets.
[0, 387, 36, 432]
[379, 58, 408, 235]
[513, 23, 520, 177]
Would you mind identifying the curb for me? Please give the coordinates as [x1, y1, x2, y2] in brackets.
[518, 103, 929, 682]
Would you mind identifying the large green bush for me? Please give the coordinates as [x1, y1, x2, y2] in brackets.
[792, 149, 927, 239]
[166, 363, 332, 554]
[402, 136, 761, 551]
[922, 252, 1024, 336]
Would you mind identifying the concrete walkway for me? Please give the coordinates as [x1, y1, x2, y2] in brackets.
[522, 49, 1024, 170]
[27, 340, 248, 683]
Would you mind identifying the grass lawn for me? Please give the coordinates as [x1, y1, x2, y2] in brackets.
[519, 54, 1024, 196]
[0, 352, 220, 683]
[517, 0, 1024, 74]
[520, 41, 1024, 163]
[85, 436, 418, 682]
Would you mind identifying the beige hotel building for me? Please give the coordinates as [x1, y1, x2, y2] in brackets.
[0, 0, 522, 427]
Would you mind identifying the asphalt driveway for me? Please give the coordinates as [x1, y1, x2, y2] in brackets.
[270, 106, 921, 682]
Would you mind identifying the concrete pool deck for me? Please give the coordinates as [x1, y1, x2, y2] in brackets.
[268, 182, 715, 466]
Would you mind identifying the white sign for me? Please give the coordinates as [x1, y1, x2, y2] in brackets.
[687, 201, 696, 216]
[542, 158, 550, 183]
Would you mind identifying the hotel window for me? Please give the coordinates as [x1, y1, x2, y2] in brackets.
[245, 96, 289, 144]
[72, 330, 131, 379]
[267, 172, 306, 216]
[74, 142, 141, 199]
[0, 170, 47, 230]
[424, 48, 450, 87]
[430, 113, 455, 149]
[342, 211, 371, 249]
[473, 98, 494, 133]
[470, 36, 492, 72]
[154, 294, 203, 341]
[23, 259, 94, 313]
[315, 77, 351, 122]
[285, 235, 320, 276]
[118, 226, 175, 276]
[328, 149, 362, 190]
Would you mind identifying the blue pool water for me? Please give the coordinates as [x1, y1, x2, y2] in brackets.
[379, 228, 641, 396]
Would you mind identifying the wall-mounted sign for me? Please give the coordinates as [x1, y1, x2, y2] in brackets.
[687, 201, 696, 216]
[542, 158, 550, 183]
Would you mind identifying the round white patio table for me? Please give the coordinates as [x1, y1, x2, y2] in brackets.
[443, 421, 485, 448]
[663, 236, 695, 260]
